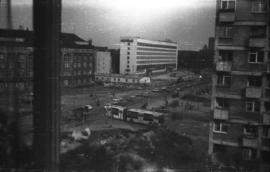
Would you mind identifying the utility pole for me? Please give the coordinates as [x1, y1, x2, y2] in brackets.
[33, 0, 61, 171]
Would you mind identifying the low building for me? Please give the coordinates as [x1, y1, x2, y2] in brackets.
[95, 74, 150, 85]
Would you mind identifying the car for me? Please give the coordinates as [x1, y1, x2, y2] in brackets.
[152, 88, 160, 92]
[112, 97, 122, 103]
[84, 105, 93, 110]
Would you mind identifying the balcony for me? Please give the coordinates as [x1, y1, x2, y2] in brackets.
[262, 113, 270, 124]
[216, 61, 232, 72]
[214, 109, 229, 120]
[246, 87, 262, 98]
[249, 37, 265, 48]
[215, 87, 242, 99]
[219, 12, 235, 22]
[242, 137, 258, 148]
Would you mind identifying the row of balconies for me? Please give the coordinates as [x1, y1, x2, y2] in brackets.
[213, 132, 270, 151]
[218, 10, 266, 23]
[216, 61, 268, 73]
[218, 36, 266, 48]
[215, 85, 268, 99]
[242, 137, 270, 151]
[213, 108, 270, 124]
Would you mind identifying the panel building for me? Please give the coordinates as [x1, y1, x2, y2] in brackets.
[209, 0, 269, 170]
[119, 37, 178, 74]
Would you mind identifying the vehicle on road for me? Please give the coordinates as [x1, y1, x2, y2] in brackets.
[107, 105, 165, 126]
[152, 88, 160, 92]
[84, 105, 93, 110]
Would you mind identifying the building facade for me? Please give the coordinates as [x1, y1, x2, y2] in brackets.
[119, 37, 178, 75]
[95, 51, 111, 74]
[0, 29, 95, 91]
[209, 0, 269, 170]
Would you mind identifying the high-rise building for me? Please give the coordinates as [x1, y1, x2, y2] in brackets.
[209, 0, 269, 170]
[119, 37, 178, 74]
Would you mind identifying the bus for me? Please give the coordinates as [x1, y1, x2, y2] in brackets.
[126, 108, 164, 125]
[107, 105, 165, 126]
[110, 105, 127, 120]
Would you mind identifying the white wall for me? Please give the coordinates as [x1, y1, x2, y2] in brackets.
[96, 51, 111, 74]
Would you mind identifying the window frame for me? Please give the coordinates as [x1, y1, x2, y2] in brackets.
[213, 121, 228, 134]
[247, 76, 262, 87]
[217, 73, 232, 86]
[251, 0, 266, 13]
[220, 26, 233, 38]
[248, 51, 264, 64]
[220, 0, 236, 10]
[245, 100, 260, 112]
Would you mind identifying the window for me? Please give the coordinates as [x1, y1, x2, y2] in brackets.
[265, 102, 270, 112]
[219, 50, 233, 61]
[242, 148, 256, 160]
[64, 63, 70, 68]
[213, 120, 228, 133]
[250, 26, 266, 37]
[216, 97, 229, 109]
[217, 73, 231, 86]
[220, 0, 235, 10]
[262, 126, 270, 137]
[220, 26, 233, 38]
[127, 43, 130, 46]
[127, 52, 130, 55]
[247, 76, 262, 87]
[64, 80, 69, 86]
[251, 0, 266, 13]
[243, 125, 257, 137]
[248, 51, 264, 63]
[246, 100, 260, 112]
[0, 54, 4, 60]
[127, 56, 130, 59]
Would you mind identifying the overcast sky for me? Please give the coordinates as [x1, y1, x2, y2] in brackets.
[2, 0, 216, 50]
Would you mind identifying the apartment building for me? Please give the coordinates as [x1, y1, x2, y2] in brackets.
[0, 29, 95, 90]
[119, 37, 178, 74]
[209, 0, 269, 170]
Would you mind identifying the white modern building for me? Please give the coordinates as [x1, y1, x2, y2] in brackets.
[95, 51, 111, 74]
[119, 37, 178, 74]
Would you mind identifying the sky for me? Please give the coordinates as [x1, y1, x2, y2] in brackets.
[2, 0, 216, 50]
